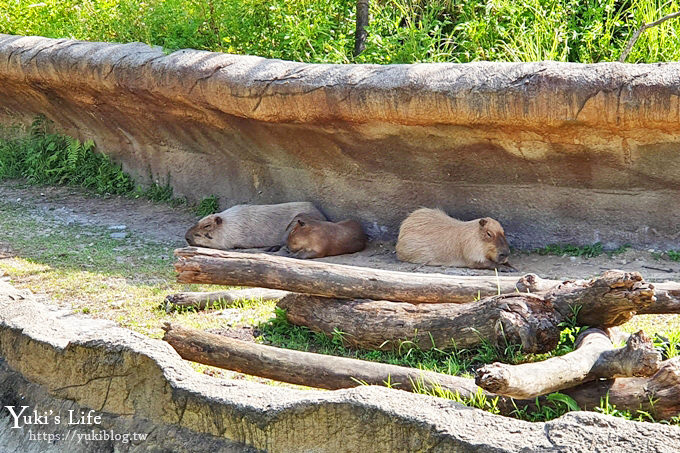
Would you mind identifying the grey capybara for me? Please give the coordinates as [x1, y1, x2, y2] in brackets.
[185, 202, 326, 250]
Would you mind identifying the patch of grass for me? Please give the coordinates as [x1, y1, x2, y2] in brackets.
[534, 242, 603, 258]
[666, 250, 680, 262]
[194, 195, 220, 217]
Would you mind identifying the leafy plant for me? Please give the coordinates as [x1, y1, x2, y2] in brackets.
[194, 195, 220, 217]
[534, 242, 603, 258]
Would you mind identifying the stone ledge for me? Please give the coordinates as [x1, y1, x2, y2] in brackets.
[0, 280, 678, 452]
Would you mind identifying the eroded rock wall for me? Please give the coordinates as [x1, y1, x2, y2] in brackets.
[1, 34, 679, 248]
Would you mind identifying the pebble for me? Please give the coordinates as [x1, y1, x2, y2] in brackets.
[108, 225, 127, 230]
[110, 232, 127, 240]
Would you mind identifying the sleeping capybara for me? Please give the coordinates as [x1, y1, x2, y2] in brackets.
[185, 202, 326, 250]
[395, 208, 511, 270]
[286, 215, 367, 259]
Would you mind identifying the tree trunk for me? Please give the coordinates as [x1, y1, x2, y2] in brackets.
[174, 247, 525, 303]
[164, 288, 289, 311]
[517, 273, 678, 316]
[162, 323, 680, 420]
[277, 293, 561, 353]
[540, 270, 655, 327]
[476, 329, 661, 399]
[354, 0, 369, 57]
[562, 358, 680, 421]
[161, 323, 479, 397]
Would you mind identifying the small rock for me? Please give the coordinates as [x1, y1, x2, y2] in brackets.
[569, 256, 577, 262]
[110, 232, 127, 240]
[108, 225, 127, 230]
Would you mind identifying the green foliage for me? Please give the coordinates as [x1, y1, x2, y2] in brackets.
[534, 242, 603, 258]
[194, 195, 220, 217]
[0, 117, 134, 195]
[667, 250, 680, 262]
[4, 0, 680, 63]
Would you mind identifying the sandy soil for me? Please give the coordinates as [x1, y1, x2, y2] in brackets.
[0, 180, 678, 282]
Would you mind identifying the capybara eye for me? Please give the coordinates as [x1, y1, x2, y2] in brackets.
[487, 231, 493, 238]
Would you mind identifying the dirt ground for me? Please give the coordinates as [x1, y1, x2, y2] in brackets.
[0, 180, 677, 282]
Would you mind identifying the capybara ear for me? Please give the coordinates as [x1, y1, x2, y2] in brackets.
[297, 219, 306, 227]
[214, 216, 223, 225]
[479, 218, 488, 227]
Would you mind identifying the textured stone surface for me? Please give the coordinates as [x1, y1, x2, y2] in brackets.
[0, 280, 678, 452]
[1, 34, 680, 248]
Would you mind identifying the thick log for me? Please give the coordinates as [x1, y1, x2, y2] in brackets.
[277, 293, 561, 353]
[562, 357, 680, 421]
[164, 288, 289, 312]
[161, 323, 479, 397]
[537, 271, 655, 327]
[476, 329, 661, 399]
[517, 274, 679, 316]
[174, 247, 525, 303]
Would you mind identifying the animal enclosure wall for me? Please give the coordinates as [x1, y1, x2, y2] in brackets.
[1, 34, 679, 248]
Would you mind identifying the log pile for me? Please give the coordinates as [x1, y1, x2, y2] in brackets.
[170, 246, 680, 420]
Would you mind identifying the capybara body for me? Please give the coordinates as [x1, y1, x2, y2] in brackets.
[185, 202, 326, 250]
[395, 208, 510, 269]
[286, 215, 367, 259]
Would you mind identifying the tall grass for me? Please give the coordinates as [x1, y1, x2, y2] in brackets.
[3, 0, 680, 63]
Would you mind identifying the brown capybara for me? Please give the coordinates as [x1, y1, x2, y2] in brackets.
[395, 208, 512, 270]
[185, 202, 326, 250]
[286, 215, 367, 259]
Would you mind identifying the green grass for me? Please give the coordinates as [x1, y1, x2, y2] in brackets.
[194, 195, 220, 217]
[534, 242, 604, 258]
[3, 0, 680, 63]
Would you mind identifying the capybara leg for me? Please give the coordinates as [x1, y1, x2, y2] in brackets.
[273, 246, 292, 257]
[499, 262, 518, 272]
[266, 245, 282, 253]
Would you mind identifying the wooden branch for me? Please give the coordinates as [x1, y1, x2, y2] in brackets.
[277, 293, 561, 353]
[476, 329, 661, 399]
[540, 270, 655, 327]
[164, 288, 289, 312]
[174, 247, 525, 303]
[354, 0, 370, 57]
[562, 358, 680, 420]
[619, 11, 680, 62]
[161, 323, 479, 397]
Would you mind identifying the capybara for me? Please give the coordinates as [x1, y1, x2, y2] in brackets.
[286, 215, 367, 259]
[185, 202, 326, 250]
[395, 208, 511, 269]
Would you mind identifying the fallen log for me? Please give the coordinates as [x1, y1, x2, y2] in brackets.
[163, 323, 680, 420]
[562, 357, 680, 421]
[161, 323, 479, 396]
[476, 329, 661, 399]
[277, 293, 561, 353]
[165, 288, 289, 312]
[174, 247, 523, 303]
[517, 274, 679, 316]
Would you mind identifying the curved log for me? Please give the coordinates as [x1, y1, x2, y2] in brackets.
[277, 293, 561, 353]
[476, 329, 661, 399]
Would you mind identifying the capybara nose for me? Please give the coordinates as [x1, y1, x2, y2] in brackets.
[498, 253, 509, 263]
[185, 231, 196, 246]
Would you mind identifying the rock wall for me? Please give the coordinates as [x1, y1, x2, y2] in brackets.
[0, 281, 679, 452]
[1, 34, 680, 248]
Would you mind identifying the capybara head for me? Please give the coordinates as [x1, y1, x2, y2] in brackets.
[185, 214, 225, 249]
[286, 217, 313, 251]
[478, 217, 510, 264]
